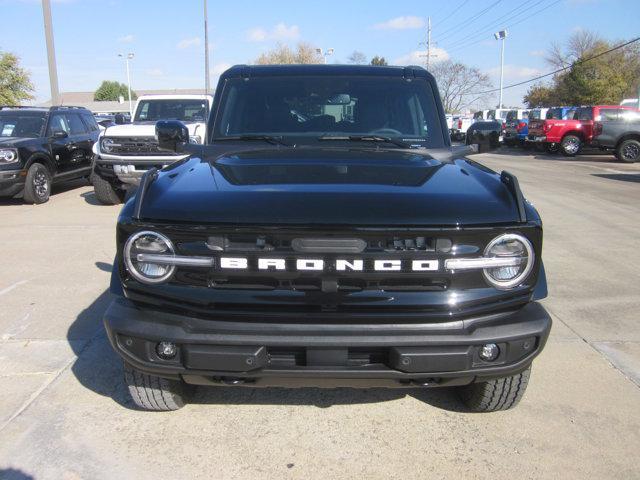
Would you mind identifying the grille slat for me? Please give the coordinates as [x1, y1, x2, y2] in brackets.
[107, 137, 181, 156]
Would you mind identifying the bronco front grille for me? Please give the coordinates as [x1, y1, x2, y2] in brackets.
[107, 137, 179, 156]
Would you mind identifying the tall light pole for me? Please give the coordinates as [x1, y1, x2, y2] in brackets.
[118, 53, 134, 117]
[316, 48, 334, 64]
[41, 0, 60, 105]
[494, 29, 508, 108]
[204, 0, 210, 93]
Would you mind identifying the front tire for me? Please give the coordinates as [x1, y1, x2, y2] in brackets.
[561, 135, 582, 156]
[91, 172, 125, 205]
[457, 366, 531, 412]
[616, 139, 640, 163]
[23, 163, 52, 204]
[123, 363, 189, 411]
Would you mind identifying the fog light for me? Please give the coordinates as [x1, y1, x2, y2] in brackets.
[156, 341, 177, 359]
[479, 343, 500, 361]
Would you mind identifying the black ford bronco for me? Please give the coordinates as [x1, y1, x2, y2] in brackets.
[0, 106, 99, 203]
[104, 65, 551, 412]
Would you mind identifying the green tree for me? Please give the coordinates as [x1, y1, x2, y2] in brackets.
[523, 83, 560, 108]
[370, 56, 388, 66]
[255, 43, 323, 64]
[94, 80, 137, 101]
[0, 50, 34, 105]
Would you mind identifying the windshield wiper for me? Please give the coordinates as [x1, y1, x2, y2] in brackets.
[317, 135, 414, 149]
[214, 135, 290, 146]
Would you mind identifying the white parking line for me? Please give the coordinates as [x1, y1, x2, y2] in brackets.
[0, 280, 28, 297]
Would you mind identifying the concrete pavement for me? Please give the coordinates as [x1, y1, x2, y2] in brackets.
[0, 152, 639, 480]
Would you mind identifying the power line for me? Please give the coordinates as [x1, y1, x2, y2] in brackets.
[434, 0, 503, 41]
[469, 36, 640, 95]
[439, 0, 543, 48]
[433, 0, 470, 28]
[444, 0, 561, 55]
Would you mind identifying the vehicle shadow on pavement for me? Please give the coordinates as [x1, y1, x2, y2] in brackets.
[67, 289, 469, 413]
[191, 385, 468, 412]
[80, 191, 103, 206]
[67, 289, 135, 409]
[0, 468, 35, 480]
[591, 173, 640, 183]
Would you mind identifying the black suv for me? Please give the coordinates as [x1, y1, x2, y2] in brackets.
[0, 106, 99, 203]
[591, 108, 640, 162]
[104, 65, 551, 413]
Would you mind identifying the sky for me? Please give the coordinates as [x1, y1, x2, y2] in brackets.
[1, 0, 638, 109]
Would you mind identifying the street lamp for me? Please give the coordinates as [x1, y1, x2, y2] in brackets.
[118, 52, 135, 117]
[494, 30, 507, 109]
[316, 48, 334, 64]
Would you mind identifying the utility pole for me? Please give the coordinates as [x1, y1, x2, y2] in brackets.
[426, 16, 432, 69]
[41, 0, 60, 105]
[204, 0, 210, 93]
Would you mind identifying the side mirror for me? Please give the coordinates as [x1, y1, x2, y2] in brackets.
[465, 121, 501, 153]
[52, 130, 68, 139]
[156, 120, 189, 153]
[114, 114, 126, 125]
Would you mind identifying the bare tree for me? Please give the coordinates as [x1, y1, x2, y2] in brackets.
[255, 43, 323, 64]
[430, 60, 493, 113]
[348, 51, 367, 64]
[545, 30, 604, 68]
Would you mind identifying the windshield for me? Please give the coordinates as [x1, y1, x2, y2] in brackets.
[213, 75, 445, 148]
[506, 110, 518, 121]
[134, 99, 208, 122]
[530, 109, 544, 120]
[0, 114, 45, 138]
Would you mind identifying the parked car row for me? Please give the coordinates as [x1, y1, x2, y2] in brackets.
[461, 104, 640, 162]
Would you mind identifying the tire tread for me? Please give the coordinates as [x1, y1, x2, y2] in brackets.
[458, 366, 531, 412]
[123, 363, 187, 411]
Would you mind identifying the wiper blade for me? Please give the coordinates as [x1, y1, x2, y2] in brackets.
[317, 134, 413, 149]
[215, 135, 290, 146]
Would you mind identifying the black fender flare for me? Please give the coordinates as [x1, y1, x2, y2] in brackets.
[24, 153, 55, 175]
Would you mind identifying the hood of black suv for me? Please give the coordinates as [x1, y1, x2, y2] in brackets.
[134, 147, 523, 226]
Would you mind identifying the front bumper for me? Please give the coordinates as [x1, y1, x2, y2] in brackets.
[94, 153, 186, 186]
[104, 297, 552, 388]
[526, 134, 547, 143]
[0, 169, 25, 197]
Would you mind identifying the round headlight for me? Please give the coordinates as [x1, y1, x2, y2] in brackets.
[101, 137, 117, 153]
[124, 231, 176, 284]
[482, 233, 534, 289]
[0, 149, 18, 163]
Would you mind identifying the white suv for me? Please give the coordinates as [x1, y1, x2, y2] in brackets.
[91, 94, 213, 204]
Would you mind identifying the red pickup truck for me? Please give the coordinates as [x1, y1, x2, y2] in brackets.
[527, 105, 639, 156]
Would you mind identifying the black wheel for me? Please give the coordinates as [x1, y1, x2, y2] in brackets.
[457, 366, 531, 412]
[23, 163, 52, 204]
[545, 143, 560, 154]
[522, 141, 532, 151]
[91, 172, 125, 205]
[616, 139, 640, 163]
[534, 143, 545, 152]
[560, 135, 582, 156]
[123, 363, 189, 411]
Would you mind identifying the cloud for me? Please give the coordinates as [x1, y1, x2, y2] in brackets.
[393, 47, 449, 66]
[246, 23, 300, 42]
[177, 37, 202, 49]
[373, 16, 425, 30]
[146, 68, 164, 77]
[529, 50, 545, 57]
[486, 65, 542, 78]
[118, 34, 134, 43]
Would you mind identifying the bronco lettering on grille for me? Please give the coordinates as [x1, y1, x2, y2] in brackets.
[217, 257, 439, 272]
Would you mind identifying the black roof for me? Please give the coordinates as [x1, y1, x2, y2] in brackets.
[0, 105, 90, 113]
[221, 64, 434, 80]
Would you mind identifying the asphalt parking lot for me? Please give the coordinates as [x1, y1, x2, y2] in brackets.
[1, 148, 639, 480]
